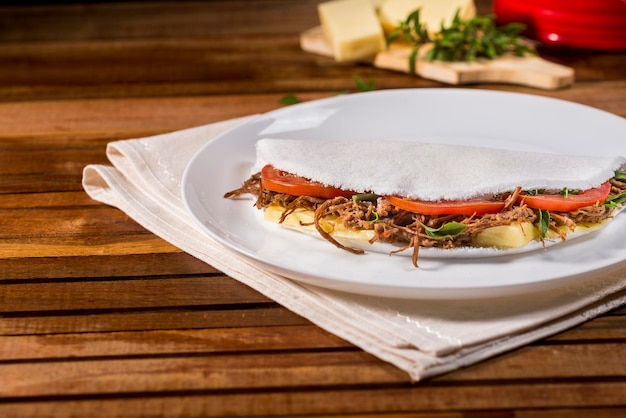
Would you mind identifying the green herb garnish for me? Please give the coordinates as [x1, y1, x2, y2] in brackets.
[605, 192, 626, 208]
[537, 209, 550, 238]
[353, 74, 376, 92]
[428, 11, 533, 62]
[615, 170, 626, 181]
[352, 194, 380, 222]
[352, 193, 379, 202]
[387, 8, 535, 74]
[525, 188, 546, 196]
[419, 221, 467, 240]
[386, 9, 429, 75]
[278, 94, 300, 105]
[560, 187, 579, 198]
[281, 75, 375, 105]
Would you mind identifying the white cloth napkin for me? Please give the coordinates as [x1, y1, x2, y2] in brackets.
[82, 116, 626, 381]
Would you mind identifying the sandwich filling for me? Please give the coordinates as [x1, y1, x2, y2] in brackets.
[225, 139, 626, 267]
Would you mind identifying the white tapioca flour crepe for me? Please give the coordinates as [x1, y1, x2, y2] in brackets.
[254, 139, 626, 200]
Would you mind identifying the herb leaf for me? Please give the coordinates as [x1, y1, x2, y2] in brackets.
[525, 188, 545, 196]
[386, 9, 430, 74]
[352, 193, 379, 202]
[615, 170, 626, 180]
[560, 187, 579, 198]
[537, 209, 550, 238]
[419, 221, 467, 239]
[278, 94, 300, 105]
[429, 10, 534, 62]
[605, 192, 626, 208]
[280, 74, 375, 106]
[387, 7, 535, 70]
[353, 74, 376, 92]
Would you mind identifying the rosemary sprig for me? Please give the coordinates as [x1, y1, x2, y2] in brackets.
[428, 11, 534, 62]
[386, 9, 429, 75]
[387, 8, 535, 74]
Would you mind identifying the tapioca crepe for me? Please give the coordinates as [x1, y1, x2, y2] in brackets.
[225, 138, 626, 265]
[253, 139, 626, 201]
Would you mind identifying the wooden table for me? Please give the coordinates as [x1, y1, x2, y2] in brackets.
[1, 1, 625, 416]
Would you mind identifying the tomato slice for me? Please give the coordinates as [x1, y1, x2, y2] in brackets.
[386, 195, 505, 216]
[519, 182, 611, 212]
[260, 165, 355, 199]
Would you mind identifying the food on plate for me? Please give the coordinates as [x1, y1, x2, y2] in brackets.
[225, 139, 626, 267]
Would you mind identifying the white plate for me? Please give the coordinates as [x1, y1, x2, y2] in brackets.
[182, 89, 626, 299]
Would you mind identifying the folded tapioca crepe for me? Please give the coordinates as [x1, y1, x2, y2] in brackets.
[225, 139, 626, 266]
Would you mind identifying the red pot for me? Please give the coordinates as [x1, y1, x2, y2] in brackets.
[494, 0, 626, 51]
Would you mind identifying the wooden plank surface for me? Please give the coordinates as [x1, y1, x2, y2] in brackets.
[0, 0, 625, 417]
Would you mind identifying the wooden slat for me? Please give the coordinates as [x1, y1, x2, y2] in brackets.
[0, 174, 84, 194]
[0, 1, 323, 41]
[0, 37, 307, 84]
[1, 295, 624, 337]
[0, 253, 217, 281]
[3, 342, 623, 398]
[0, 338, 623, 392]
[0, 33, 359, 101]
[0, 351, 405, 397]
[547, 315, 626, 341]
[0, 96, 278, 140]
[436, 343, 626, 381]
[1, 327, 625, 379]
[0, 325, 344, 361]
[0, 191, 100, 209]
[0, 234, 179, 258]
[0, 306, 305, 336]
[0, 382, 624, 416]
[0, 148, 105, 176]
[0, 200, 185, 257]
[0, 277, 270, 313]
[0, 206, 146, 239]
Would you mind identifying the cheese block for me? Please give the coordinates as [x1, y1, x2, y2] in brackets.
[379, 0, 476, 34]
[472, 222, 538, 249]
[264, 205, 377, 244]
[318, 0, 386, 62]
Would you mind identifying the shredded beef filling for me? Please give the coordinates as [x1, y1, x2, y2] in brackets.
[225, 172, 626, 267]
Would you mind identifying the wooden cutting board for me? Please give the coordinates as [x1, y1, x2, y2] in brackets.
[300, 26, 574, 90]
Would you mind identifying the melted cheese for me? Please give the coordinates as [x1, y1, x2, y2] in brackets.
[265, 205, 610, 253]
